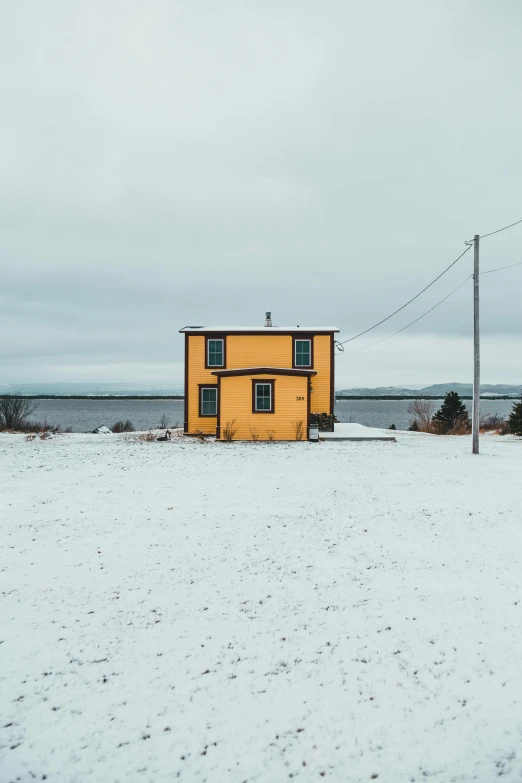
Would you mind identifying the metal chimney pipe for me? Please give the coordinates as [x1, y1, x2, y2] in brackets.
[264, 311, 272, 327]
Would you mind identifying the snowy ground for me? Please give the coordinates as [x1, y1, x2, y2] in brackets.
[1, 430, 522, 782]
[320, 423, 395, 440]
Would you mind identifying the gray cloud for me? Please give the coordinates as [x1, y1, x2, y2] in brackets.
[1, 0, 521, 386]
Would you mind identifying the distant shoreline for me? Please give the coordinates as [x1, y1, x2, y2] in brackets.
[336, 395, 518, 401]
[18, 394, 518, 401]
[20, 395, 185, 400]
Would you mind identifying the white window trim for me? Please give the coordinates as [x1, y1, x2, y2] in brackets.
[207, 338, 224, 367]
[200, 386, 218, 416]
[255, 382, 272, 412]
[294, 338, 312, 368]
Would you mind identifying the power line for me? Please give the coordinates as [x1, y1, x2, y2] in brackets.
[336, 213, 521, 349]
[480, 260, 522, 275]
[336, 254, 522, 356]
[475, 216, 522, 240]
[338, 244, 471, 345]
[337, 275, 472, 355]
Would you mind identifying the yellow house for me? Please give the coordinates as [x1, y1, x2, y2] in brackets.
[180, 314, 339, 441]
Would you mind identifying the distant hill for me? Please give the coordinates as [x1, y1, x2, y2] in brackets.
[3, 381, 521, 398]
[0, 383, 184, 396]
[419, 383, 522, 397]
[336, 386, 415, 396]
[336, 383, 522, 397]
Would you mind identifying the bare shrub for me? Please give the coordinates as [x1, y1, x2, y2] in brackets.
[249, 427, 259, 442]
[480, 413, 506, 433]
[159, 413, 169, 429]
[0, 393, 37, 430]
[194, 429, 206, 442]
[222, 420, 237, 442]
[134, 431, 156, 442]
[111, 420, 135, 433]
[19, 420, 61, 434]
[445, 415, 472, 435]
[407, 399, 435, 432]
[429, 416, 471, 436]
[294, 421, 304, 440]
[266, 429, 275, 442]
[408, 396, 474, 436]
[310, 412, 337, 432]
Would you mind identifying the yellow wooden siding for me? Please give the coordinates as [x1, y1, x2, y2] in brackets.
[219, 374, 309, 441]
[187, 335, 218, 434]
[227, 334, 292, 368]
[227, 334, 332, 415]
[187, 332, 333, 434]
[310, 334, 332, 414]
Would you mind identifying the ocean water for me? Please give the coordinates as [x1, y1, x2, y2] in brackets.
[335, 399, 514, 430]
[28, 397, 516, 433]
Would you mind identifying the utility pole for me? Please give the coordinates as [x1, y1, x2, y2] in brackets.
[472, 234, 480, 454]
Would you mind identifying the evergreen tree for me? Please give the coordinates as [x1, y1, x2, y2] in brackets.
[408, 420, 419, 432]
[507, 396, 522, 436]
[433, 391, 470, 433]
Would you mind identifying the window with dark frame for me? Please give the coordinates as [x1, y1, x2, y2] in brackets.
[207, 338, 224, 367]
[294, 338, 312, 367]
[255, 382, 272, 412]
[200, 387, 218, 416]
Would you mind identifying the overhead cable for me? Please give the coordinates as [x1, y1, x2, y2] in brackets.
[474, 216, 522, 240]
[338, 276, 472, 355]
[337, 244, 471, 345]
[480, 260, 522, 275]
[336, 257, 521, 354]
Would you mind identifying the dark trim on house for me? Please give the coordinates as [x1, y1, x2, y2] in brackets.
[211, 367, 316, 377]
[216, 376, 221, 440]
[292, 334, 314, 369]
[252, 379, 275, 413]
[330, 333, 335, 416]
[198, 384, 218, 417]
[205, 335, 227, 369]
[180, 330, 339, 336]
[307, 378, 311, 430]
[184, 334, 189, 433]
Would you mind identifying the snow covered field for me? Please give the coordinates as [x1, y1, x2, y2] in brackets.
[1, 431, 522, 782]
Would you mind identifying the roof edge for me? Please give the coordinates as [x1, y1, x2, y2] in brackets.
[210, 367, 318, 377]
[179, 329, 340, 335]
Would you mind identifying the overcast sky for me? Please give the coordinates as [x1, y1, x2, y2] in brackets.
[1, 0, 521, 388]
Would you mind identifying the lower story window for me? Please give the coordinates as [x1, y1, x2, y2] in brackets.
[200, 386, 217, 416]
[254, 382, 274, 412]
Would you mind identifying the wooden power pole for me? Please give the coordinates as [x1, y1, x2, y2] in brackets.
[472, 234, 480, 454]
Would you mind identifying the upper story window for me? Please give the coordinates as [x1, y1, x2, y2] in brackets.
[294, 338, 312, 368]
[207, 338, 224, 367]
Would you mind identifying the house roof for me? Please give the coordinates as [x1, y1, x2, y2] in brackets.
[210, 367, 317, 377]
[179, 326, 340, 334]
